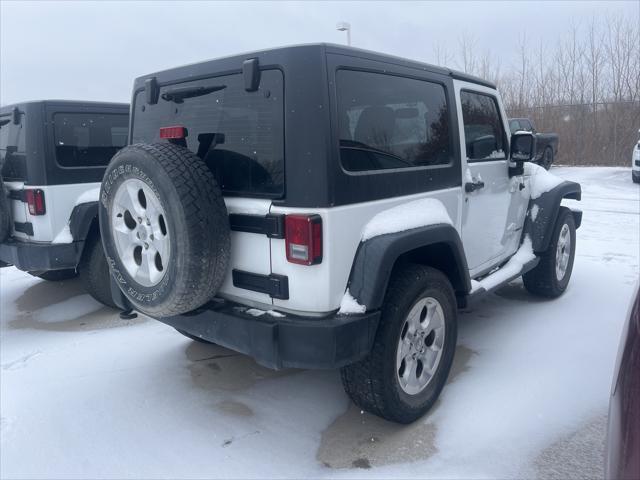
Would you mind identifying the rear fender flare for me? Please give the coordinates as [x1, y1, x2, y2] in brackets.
[347, 224, 471, 311]
[69, 202, 99, 242]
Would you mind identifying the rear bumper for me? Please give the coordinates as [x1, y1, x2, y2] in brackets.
[159, 301, 381, 370]
[0, 238, 83, 271]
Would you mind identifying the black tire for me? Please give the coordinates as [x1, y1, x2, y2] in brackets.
[541, 147, 553, 170]
[79, 233, 117, 308]
[99, 143, 230, 318]
[523, 207, 576, 298]
[174, 328, 216, 344]
[0, 175, 11, 242]
[340, 264, 458, 424]
[30, 269, 78, 281]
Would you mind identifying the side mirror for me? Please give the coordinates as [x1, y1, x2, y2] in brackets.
[510, 131, 535, 162]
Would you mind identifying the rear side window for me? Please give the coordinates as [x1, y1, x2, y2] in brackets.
[0, 110, 26, 181]
[336, 70, 451, 172]
[132, 70, 284, 197]
[53, 113, 128, 167]
[460, 91, 506, 161]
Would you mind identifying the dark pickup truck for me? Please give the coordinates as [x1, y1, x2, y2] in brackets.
[509, 118, 558, 170]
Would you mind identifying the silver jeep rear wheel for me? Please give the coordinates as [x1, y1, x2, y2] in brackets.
[396, 297, 446, 395]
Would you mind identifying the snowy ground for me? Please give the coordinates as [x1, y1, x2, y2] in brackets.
[1, 167, 638, 479]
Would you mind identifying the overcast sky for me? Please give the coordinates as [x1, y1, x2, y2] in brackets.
[1, 0, 638, 105]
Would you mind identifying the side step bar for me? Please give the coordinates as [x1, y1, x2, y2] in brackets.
[467, 257, 540, 303]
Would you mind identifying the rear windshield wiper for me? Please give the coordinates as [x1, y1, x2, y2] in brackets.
[161, 85, 226, 103]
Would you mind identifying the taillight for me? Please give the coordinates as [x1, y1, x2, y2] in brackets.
[285, 214, 322, 265]
[159, 125, 187, 139]
[25, 189, 46, 216]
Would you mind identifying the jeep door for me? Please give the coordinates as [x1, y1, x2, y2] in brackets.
[455, 81, 528, 276]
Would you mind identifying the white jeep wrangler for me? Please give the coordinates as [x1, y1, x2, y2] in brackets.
[0, 100, 129, 306]
[100, 45, 582, 423]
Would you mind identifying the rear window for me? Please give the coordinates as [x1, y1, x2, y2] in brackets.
[53, 113, 128, 167]
[336, 70, 452, 172]
[0, 110, 26, 181]
[132, 70, 284, 197]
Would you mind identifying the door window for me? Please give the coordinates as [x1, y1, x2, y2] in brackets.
[460, 91, 506, 161]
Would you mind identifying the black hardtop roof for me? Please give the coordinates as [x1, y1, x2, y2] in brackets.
[134, 43, 496, 89]
[0, 100, 129, 114]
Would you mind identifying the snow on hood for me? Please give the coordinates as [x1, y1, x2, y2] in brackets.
[525, 163, 564, 199]
[361, 198, 453, 242]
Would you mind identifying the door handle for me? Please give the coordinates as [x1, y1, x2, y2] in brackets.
[465, 181, 485, 193]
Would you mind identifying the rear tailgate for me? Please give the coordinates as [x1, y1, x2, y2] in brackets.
[131, 69, 285, 305]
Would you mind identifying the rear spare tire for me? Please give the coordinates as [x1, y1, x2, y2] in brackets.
[99, 143, 230, 318]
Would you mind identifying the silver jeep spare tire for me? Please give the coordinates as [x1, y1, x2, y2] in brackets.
[99, 143, 230, 318]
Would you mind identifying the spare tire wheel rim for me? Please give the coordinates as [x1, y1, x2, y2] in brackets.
[111, 178, 170, 287]
[396, 296, 446, 395]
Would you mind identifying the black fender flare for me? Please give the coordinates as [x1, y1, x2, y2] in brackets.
[69, 201, 99, 242]
[69, 201, 133, 312]
[347, 223, 471, 311]
[524, 180, 581, 253]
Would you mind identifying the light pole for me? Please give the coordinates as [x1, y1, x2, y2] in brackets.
[336, 22, 351, 46]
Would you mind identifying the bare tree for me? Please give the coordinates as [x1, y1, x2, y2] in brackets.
[457, 32, 478, 74]
[451, 14, 639, 166]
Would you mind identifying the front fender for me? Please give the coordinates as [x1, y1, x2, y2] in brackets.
[524, 180, 581, 253]
[347, 224, 471, 311]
